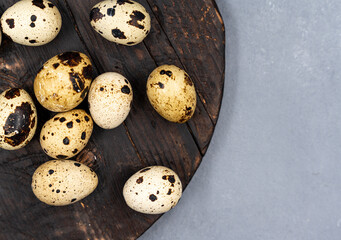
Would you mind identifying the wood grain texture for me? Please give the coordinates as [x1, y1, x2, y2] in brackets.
[0, 0, 225, 239]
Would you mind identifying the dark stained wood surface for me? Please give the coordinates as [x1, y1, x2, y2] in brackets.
[0, 0, 225, 239]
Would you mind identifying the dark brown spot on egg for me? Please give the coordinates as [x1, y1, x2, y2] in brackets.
[82, 65, 93, 79]
[112, 28, 127, 39]
[58, 52, 82, 67]
[3, 102, 34, 147]
[56, 189, 60, 193]
[158, 82, 164, 89]
[74, 163, 81, 167]
[59, 117, 66, 122]
[48, 169, 54, 174]
[76, 119, 81, 123]
[140, 168, 151, 173]
[69, 72, 85, 93]
[184, 73, 193, 86]
[160, 70, 172, 77]
[157, 191, 159, 194]
[185, 107, 193, 116]
[100, 87, 104, 91]
[48, 3, 54, 8]
[90, 7, 104, 22]
[5, 88, 20, 99]
[30, 22, 35, 27]
[56, 155, 68, 159]
[42, 136, 45, 140]
[63, 137, 70, 145]
[107, 6, 116, 16]
[31, 15, 37, 21]
[149, 194, 157, 202]
[136, 176, 143, 184]
[84, 116, 90, 122]
[29, 40, 36, 43]
[128, 10, 145, 29]
[71, 198, 77, 202]
[49, 184, 52, 187]
[80, 86, 89, 99]
[121, 85, 130, 94]
[54, 117, 59, 121]
[81, 132, 86, 140]
[167, 189, 172, 195]
[72, 149, 78, 154]
[117, 0, 133, 5]
[6, 19, 15, 28]
[162, 175, 176, 184]
[53, 63, 60, 69]
[32, 0, 45, 9]
[127, 41, 135, 45]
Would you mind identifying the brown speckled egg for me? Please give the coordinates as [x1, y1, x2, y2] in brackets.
[123, 166, 182, 214]
[32, 160, 98, 206]
[40, 109, 93, 159]
[88, 72, 133, 129]
[0, 88, 37, 150]
[0, 0, 62, 46]
[34, 52, 93, 112]
[90, 0, 151, 46]
[146, 65, 197, 123]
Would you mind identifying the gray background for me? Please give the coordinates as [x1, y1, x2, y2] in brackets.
[141, 0, 341, 239]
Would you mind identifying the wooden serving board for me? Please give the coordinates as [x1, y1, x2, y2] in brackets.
[0, 0, 225, 239]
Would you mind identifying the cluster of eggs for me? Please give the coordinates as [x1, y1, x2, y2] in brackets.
[0, 0, 196, 215]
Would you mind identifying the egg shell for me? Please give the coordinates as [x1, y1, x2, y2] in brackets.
[146, 65, 197, 123]
[32, 160, 98, 206]
[40, 109, 93, 159]
[34, 52, 93, 112]
[0, 0, 62, 46]
[88, 72, 133, 129]
[0, 88, 37, 150]
[90, 0, 151, 46]
[123, 166, 182, 214]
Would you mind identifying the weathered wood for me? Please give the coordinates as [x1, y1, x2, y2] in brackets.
[0, 0, 225, 239]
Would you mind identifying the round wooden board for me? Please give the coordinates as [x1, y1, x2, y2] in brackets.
[0, 0, 225, 239]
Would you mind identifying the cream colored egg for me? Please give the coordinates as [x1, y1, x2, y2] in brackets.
[123, 166, 182, 214]
[146, 65, 197, 123]
[88, 72, 133, 129]
[40, 109, 93, 159]
[90, 0, 151, 46]
[0, 0, 62, 46]
[32, 160, 98, 206]
[34, 52, 93, 112]
[0, 88, 37, 150]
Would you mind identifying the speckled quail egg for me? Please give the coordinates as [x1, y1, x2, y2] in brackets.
[90, 0, 151, 46]
[40, 109, 93, 159]
[0, 88, 37, 150]
[32, 160, 98, 206]
[0, 0, 62, 46]
[88, 72, 133, 129]
[34, 52, 93, 112]
[146, 65, 197, 123]
[123, 166, 182, 214]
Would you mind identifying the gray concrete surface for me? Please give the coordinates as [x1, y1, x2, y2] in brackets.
[140, 0, 341, 239]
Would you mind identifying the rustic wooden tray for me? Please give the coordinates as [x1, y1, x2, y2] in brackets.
[0, 0, 225, 239]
